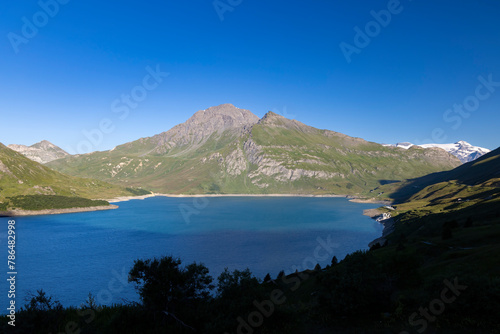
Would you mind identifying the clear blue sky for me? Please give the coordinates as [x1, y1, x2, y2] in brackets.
[1, 0, 499, 154]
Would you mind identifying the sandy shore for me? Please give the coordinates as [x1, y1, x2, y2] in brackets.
[0, 205, 118, 217]
[105, 193, 348, 203]
[363, 208, 383, 218]
[349, 198, 392, 205]
[106, 194, 156, 203]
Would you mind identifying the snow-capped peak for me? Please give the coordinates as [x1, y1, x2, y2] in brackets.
[384, 141, 490, 164]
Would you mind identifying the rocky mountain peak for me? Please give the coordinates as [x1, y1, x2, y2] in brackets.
[261, 111, 281, 118]
[7, 140, 69, 164]
[257, 111, 290, 125]
[257, 111, 316, 134]
[188, 104, 260, 128]
[31, 140, 66, 152]
[149, 104, 259, 154]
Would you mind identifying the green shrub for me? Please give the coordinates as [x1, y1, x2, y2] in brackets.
[6, 195, 109, 210]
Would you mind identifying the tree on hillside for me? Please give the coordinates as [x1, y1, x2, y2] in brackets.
[210, 268, 266, 331]
[216, 268, 261, 299]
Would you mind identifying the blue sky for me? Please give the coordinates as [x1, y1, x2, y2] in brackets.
[1, 0, 499, 154]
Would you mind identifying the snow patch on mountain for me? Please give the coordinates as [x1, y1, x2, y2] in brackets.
[383, 141, 490, 163]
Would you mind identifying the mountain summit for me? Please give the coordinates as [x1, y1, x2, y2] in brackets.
[8, 140, 70, 164]
[115, 103, 259, 156]
[168, 103, 259, 138]
[419, 141, 491, 163]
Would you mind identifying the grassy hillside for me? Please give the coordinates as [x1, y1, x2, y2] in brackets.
[373, 146, 500, 202]
[370, 146, 500, 247]
[0, 143, 146, 210]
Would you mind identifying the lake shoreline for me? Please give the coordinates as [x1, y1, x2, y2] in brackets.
[0, 204, 119, 217]
[363, 208, 396, 247]
[0, 193, 389, 218]
[106, 193, 392, 204]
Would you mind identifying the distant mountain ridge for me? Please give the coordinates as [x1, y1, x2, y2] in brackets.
[0, 143, 138, 210]
[47, 104, 461, 195]
[383, 141, 490, 163]
[376, 146, 500, 203]
[8, 140, 70, 164]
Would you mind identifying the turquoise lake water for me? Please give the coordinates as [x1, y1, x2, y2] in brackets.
[0, 196, 381, 309]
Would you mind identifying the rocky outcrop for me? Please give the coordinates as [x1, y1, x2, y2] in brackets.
[0, 160, 14, 177]
[32, 185, 56, 195]
[8, 140, 69, 164]
[242, 138, 342, 186]
[224, 147, 247, 176]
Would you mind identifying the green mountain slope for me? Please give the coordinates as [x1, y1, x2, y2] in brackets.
[376, 146, 500, 203]
[372, 146, 500, 248]
[47, 104, 461, 195]
[0, 143, 139, 210]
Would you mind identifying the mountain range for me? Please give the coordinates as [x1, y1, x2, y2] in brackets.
[0, 142, 142, 211]
[383, 141, 490, 163]
[45, 104, 462, 195]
